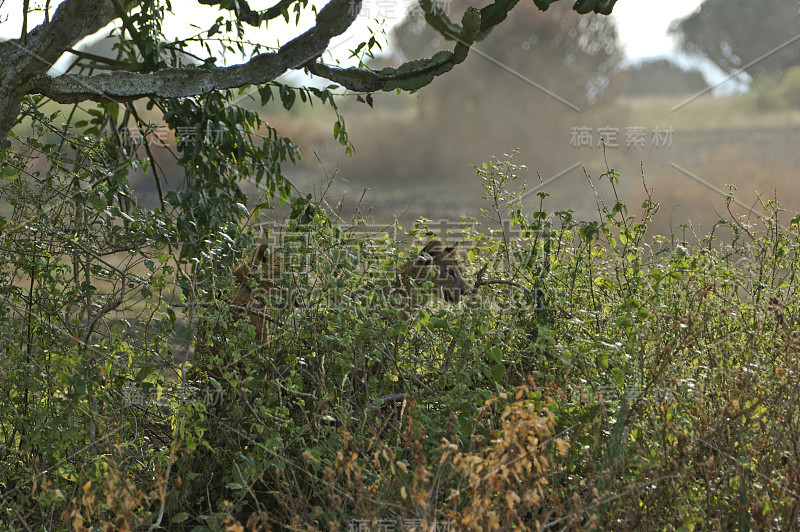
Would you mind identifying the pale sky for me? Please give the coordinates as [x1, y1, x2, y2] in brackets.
[0, 0, 706, 67]
[609, 0, 704, 60]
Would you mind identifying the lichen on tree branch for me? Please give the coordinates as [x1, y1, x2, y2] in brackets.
[305, 7, 481, 93]
[28, 0, 361, 103]
[197, 0, 299, 27]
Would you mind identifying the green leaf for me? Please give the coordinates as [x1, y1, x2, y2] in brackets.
[170, 512, 189, 523]
[668, 271, 683, 281]
[105, 103, 119, 122]
[491, 363, 506, 381]
[431, 317, 448, 329]
[279, 84, 296, 110]
[135, 366, 152, 382]
[90, 197, 107, 212]
[615, 315, 633, 328]
[259, 85, 273, 105]
[611, 367, 625, 388]
[486, 347, 502, 363]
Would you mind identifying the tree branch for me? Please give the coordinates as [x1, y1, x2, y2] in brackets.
[262, 0, 302, 22]
[0, 0, 117, 137]
[28, 0, 361, 103]
[420, 0, 519, 43]
[26, 1, 488, 104]
[305, 7, 481, 93]
[197, 0, 298, 26]
[3, 0, 117, 83]
[65, 47, 145, 71]
[422, 0, 614, 44]
[175, 301, 285, 327]
[0, 0, 618, 140]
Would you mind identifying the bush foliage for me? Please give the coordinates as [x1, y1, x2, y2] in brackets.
[2, 120, 800, 531]
[747, 65, 800, 111]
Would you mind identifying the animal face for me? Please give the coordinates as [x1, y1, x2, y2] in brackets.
[231, 244, 281, 286]
[197, 244, 282, 354]
[194, 244, 283, 380]
[395, 240, 468, 304]
[229, 244, 284, 345]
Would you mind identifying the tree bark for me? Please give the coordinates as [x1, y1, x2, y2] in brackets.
[0, 0, 117, 139]
[0, 0, 511, 142]
[0, 0, 366, 140]
[0, 0, 613, 142]
[30, 0, 362, 104]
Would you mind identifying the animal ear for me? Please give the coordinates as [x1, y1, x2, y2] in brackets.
[251, 244, 270, 266]
[267, 248, 282, 278]
[231, 263, 248, 285]
[444, 241, 460, 256]
[234, 245, 275, 283]
[421, 239, 445, 257]
[414, 252, 433, 266]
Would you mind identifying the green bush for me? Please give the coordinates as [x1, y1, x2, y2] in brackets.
[747, 65, 800, 111]
[3, 121, 800, 530]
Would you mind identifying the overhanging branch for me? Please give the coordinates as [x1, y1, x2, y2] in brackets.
[305, 7, 481, 93]
[422, 0, 614, 44]
[0, 0, 117, 139]
[197, 0, 298, 26]
[66, 48, 145, 72]
[32, 56, 285, 103]
[29, 0, 362, 103]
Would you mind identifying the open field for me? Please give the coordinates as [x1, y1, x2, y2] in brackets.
[271, 93, 800, 238]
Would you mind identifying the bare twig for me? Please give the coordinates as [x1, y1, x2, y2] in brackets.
[174, 301, 285, 327]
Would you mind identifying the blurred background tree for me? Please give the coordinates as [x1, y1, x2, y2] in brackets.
[622, 59, 708, 97]
[670, 0, 800, 81]
[394, 0, 624, 109]
[330, 1, 625, 194]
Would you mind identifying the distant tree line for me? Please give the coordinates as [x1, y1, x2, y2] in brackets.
[623, 59, 708, 97]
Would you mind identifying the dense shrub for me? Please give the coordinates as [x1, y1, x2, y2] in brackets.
[3, 125, 800, 530]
